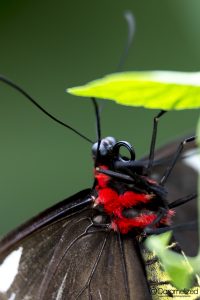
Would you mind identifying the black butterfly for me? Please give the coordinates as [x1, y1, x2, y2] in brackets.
[0, 12, 199, 300]
[0, 76, 198, 300]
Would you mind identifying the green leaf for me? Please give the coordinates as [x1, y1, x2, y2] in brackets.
[67, 71, 200, 110]
[197, 118, 200, 259]
[159, 251, 194, 289]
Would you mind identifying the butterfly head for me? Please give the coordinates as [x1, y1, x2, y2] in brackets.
[92, 136, 135, 169]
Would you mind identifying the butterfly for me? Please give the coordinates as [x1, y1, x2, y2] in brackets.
[0, 11, 199, 300]
[0, 77, 198, 299]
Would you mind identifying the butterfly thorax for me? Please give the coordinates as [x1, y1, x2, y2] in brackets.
[92, 137, 174, 234]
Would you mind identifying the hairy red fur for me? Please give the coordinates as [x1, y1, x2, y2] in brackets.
[94, 166, 110, 188]
[113, 214, 157, 234]
[95, 165, 174, 234]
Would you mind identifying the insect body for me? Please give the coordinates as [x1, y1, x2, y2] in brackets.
[92, 137, 174, 235]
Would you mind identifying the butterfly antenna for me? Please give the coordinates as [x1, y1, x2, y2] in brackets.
[91, 97, 101, 165]
[0, 75, 93, 144]
[92, 98, 101, 142]
[117, 10, 135, 71]
[90, 11, 135, 150]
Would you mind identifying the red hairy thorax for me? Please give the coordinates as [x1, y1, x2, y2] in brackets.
[94, 165, 174, 234]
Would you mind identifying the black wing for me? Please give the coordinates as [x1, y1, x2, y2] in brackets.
[151, 137, 198, 256]
[0, 189, 151, 300]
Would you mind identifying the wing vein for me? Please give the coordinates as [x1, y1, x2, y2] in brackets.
[117, 232, 130, 300]
[75, 231, 110, 299]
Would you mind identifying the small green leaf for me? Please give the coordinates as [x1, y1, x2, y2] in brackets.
[145, 232, 172, 254]
[145, 233, 199, 289]
[67, 71, 200, 110]
[160, 251, 194, 289]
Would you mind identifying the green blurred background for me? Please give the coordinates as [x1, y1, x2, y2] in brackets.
[0, 0, 200, 236]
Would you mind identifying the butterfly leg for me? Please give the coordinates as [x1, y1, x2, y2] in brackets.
[143, 220, 197, 235]
[141, 207, 168, 235]
[142, 193, 197, 235]
[160, 135, 196, 185]
[168, 193, 197, 209]
[146, 110, 167, 175]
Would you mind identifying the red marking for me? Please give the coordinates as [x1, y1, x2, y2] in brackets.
[112, 210, 174, 234]
[96, 188, 154, 218]
[95, 166, 110, 188]
[145, 177, 158, 185]
[113, 214, 157, 234]
[96, 188, 120, 215]
[119, 191, 153, 208]
[160, 209, 175, 225]
[94, 165, 174, 234]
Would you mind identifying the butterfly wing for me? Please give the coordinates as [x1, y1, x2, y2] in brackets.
[0, 137, 197, 300]
[151, 137, 198, 256]
[0, 189, 150, 300]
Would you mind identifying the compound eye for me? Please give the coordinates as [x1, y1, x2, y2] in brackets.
[112, 141, 135, 162]
[92, 142, 98, 157]
[105, 136, 116, 145]
[92, 136, 116, 157]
